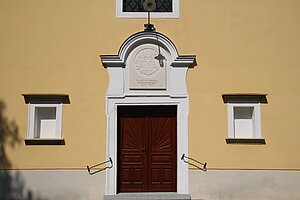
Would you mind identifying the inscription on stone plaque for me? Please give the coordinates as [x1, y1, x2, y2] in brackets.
[128, 44, 167, 89]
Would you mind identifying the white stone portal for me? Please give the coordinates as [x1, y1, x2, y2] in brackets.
[101, 31, 196, 196]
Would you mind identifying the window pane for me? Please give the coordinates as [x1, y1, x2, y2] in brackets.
[34, 107, 56, 138]
[234, 107, 254, 138]
[123, 0, 173, 12]
[234, 107, 253, 119]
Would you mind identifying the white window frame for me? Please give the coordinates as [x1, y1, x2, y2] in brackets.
[227, 103, 262, 139]
[116, 0, 179, 18]
[27, 103, 63, 139]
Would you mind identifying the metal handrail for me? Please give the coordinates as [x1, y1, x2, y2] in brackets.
[87, 157, 113, 175]
[181, 154, 207, 172]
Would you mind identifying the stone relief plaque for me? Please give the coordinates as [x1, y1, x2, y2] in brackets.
[128, 44, 168, 89]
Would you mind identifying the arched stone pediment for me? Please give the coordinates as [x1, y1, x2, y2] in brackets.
[102, 31, 179, 66]
[101, 31, 196, 97]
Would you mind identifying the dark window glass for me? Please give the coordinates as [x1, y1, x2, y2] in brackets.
[123, 0, 172, 12]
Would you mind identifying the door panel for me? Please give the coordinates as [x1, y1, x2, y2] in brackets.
[118, 108, 148, 192]
[148, 112, 176, 191]
[118, 106, 177, 193]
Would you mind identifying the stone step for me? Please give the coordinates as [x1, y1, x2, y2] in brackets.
[103, 193, 191, 200]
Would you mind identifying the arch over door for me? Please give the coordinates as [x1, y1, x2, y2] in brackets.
[117, 105, 177, 192]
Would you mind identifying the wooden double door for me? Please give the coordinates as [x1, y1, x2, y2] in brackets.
[117, 105, 177, 193]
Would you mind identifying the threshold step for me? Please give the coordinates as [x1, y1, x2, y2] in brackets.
[103, 193, 191, 200]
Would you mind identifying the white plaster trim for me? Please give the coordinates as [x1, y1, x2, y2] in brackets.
[227, 103, 262, 139]
[116, 0, 179, 18]
[101, 31, 195, 195]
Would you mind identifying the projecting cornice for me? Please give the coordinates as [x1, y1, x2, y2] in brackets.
[222, 94, 268, 104]
[22, 94, 70, 104]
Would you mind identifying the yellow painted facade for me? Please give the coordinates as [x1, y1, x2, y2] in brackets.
[1, 0, 300, 173]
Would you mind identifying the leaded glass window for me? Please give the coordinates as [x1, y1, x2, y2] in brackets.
[123, 0, 173, 12]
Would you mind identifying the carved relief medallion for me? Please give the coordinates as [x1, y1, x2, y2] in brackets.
[128, 44, 168, 89]
[134, 48, 160, 77]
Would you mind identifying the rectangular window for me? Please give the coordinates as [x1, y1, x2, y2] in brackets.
[234, 107, 254, 138]
[222, 94, 267, 144]
[229, 104, 261, 139]
[123, 0, 172, 12]
[31, 105, 61, 139]
[23, 94, 70, 145]
[116, 0, 179, 18]
[35, 107, 57, 138]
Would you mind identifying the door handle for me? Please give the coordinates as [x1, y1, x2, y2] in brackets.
[140, 144, 146, 153]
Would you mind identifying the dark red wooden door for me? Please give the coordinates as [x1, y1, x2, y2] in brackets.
[117, 106, 177, 193]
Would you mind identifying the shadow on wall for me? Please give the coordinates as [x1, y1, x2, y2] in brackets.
[0, 100, 46, 200]
[0, 100, 20, 168]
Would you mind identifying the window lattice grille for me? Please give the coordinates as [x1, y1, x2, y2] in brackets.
[123, 0, 172, 12]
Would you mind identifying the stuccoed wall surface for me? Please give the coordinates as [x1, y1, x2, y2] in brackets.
[1, 170, 300, 200]
[0, 170, 105, 200]
[0, 0, 299, 170]
[189, 170, 300, 200]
